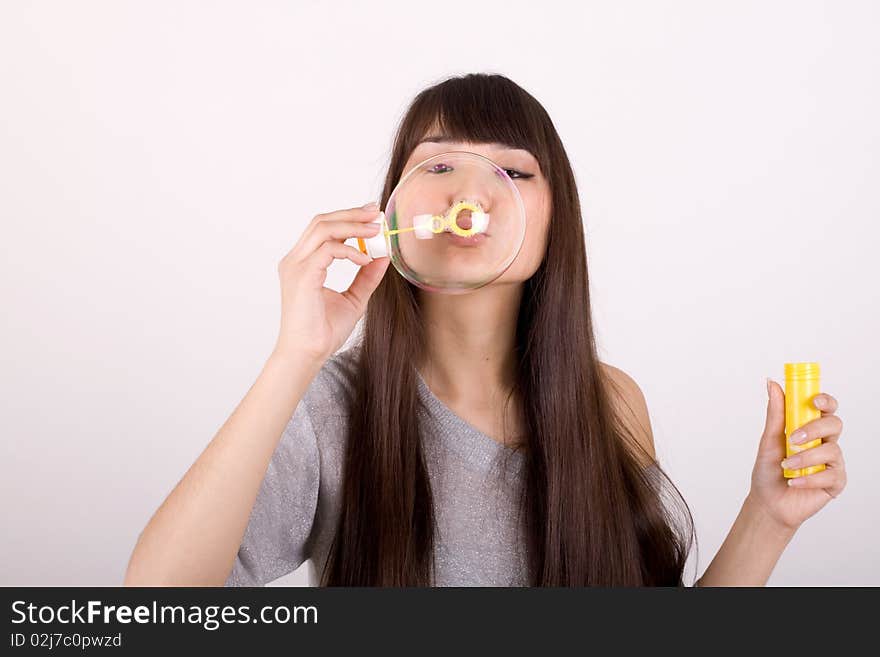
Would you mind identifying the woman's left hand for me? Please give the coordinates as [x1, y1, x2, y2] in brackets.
[747, 379, 847, 532]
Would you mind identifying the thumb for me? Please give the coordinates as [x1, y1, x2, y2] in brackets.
[758, 377, 786, 459]
[343, 256, 391, 311]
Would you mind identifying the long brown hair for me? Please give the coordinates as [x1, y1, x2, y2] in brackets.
[320, 73, 697, 586]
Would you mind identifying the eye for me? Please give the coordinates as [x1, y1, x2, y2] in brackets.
[427, 163, 453, 174]
[502, 168, 533, 180]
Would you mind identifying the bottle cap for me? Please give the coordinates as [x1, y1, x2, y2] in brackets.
[355, 212, 388, 259]
[784, 362, 821, 380]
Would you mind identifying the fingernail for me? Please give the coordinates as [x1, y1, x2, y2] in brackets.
[814, 396, 825, 408]
[790, 430, 808, 444]
[766, 377, 771, 399]
[362, 201, 379, 210]
[781, 458, 798, 469]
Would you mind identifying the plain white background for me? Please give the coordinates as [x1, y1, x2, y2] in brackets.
[1, 0, 877, 586]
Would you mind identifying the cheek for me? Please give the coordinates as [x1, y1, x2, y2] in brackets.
[495, 191, 550, 281]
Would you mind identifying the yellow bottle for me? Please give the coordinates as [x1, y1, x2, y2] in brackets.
[782, 362, 826, 479]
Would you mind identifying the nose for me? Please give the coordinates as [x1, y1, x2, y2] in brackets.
[446, 165, 492, 215]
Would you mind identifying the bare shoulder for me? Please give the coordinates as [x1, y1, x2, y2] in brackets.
[598, 362, 657, 466]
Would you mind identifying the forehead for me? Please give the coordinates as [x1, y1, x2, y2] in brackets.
[411, 134, 536, 160]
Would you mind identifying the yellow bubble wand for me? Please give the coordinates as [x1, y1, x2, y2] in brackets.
[357, 200, 487, 257]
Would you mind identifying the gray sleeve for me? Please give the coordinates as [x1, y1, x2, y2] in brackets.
[223, 395, 321, 586]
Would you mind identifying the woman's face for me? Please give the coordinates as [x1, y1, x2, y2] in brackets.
[399, 133, 551, 285]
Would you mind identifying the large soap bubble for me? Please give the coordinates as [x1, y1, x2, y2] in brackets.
[358, 151, 527, 294]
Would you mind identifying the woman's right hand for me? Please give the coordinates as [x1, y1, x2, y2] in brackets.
[274, 202, 390, 363]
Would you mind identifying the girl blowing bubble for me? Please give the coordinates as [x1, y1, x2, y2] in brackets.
[125, 73, 847, 587]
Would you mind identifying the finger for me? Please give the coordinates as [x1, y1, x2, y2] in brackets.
[310, 204, 384, 226]
[787, 467, 846, 498]
[307, 240, 373, 272]
[297, 218, 383, 260]
[758, 379, 786, 459]
[780, 442, 843, 470]
[812, 392, 838, 415]
[342, 255, 391, 311]
[789, 414, 844, 445]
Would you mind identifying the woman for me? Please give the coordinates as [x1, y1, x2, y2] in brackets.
[124, 73, 847, 586]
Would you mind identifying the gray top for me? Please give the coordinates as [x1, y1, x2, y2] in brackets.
[224, 344, 531, 587]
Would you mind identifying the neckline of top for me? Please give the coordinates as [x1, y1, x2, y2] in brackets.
[413, 366, 526, 474]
